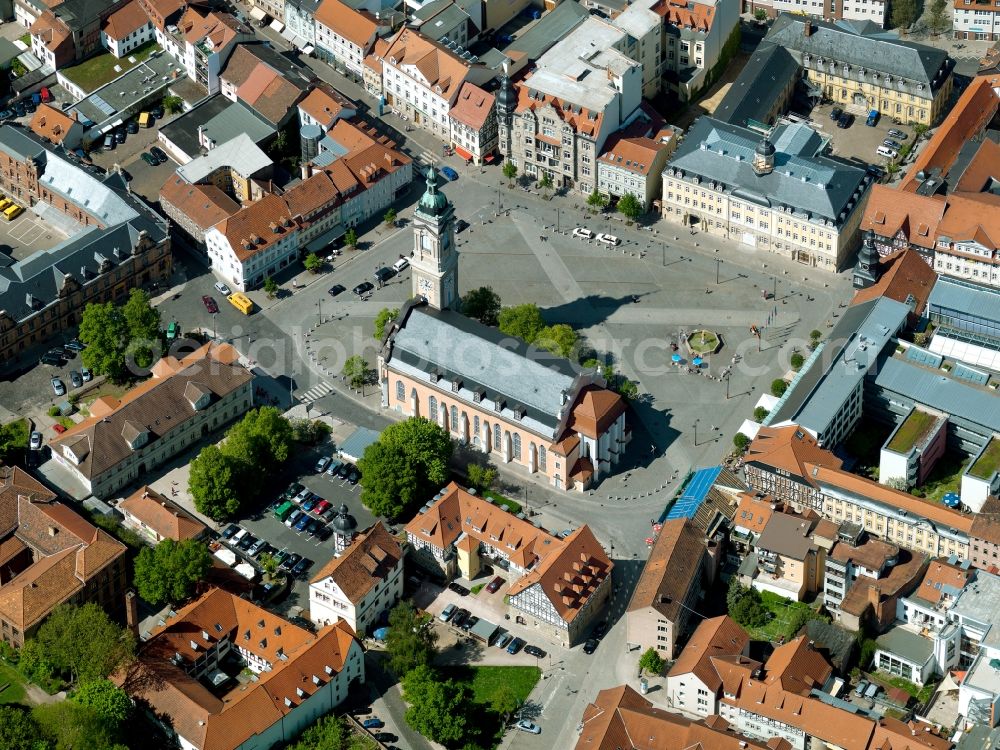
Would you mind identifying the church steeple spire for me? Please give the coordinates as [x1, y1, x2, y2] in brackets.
[852, 230, 881, 289]
[411, 167, 458, 310]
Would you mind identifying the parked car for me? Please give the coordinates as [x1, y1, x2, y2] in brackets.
[854, 680, 869, 697]
[40, 352, 62, 366]
[29, 431, 43, 450]
[461, 615, 479, 631]
[294, 513, 311, 532]
[392, 257, 409, 273]
[150, 106, 164, 119]
[248, 539, 267, 556]
[439, 603, 457, 622]
[313, 499, 331, 515]
[328, 284, 346, 296]
[221, 524, 239, 539]
[353, 281, 374, 296]
[150, 146, 168, 163]
[292, 557, 313, 576]
[237, 534, 257, 551]
[325, 459, 343, 476]
[315, 526, 333, 541]
[887, 129, 907, 140]
[583, 638, 599, 654]
[837, 112, 854, 129]
[486, 576, 504, 593]
[864, 682, 880, 699]
[347, 468, 360, 484]
[294, 487, 312, 503]
[882, 139, 902, 150]
[440, 166, 459, 181]
[0, 110, 13, 120]
[866, 109, 880, 127]
[597, 233, 620, 246]
[202, 295, 219, 313]
[336, 463, 352, 478]
[140, 152, 158, 167]
[127, 120, 139, 134]
[506, 637, 525, 654]
[495, 632, 513, 649]
[285, 509, 304, 527]
[451, 609, 469, 628]
[284, 482, 304, 499]
[103, 134, 115, 150]
[373, 267, 395, 285]
[362, 718, 384, 729]
[64, 339, 86, 351]
[572, 227, 594, 239]
[281, 553, 302, 571]
[315, 456, 331, 473]
[272, 550, 290, 566]
[448, 582, 469, 596]
[524, 645, 546, 658]
[214, 281, 232, 295]
[515, 720, 541, 734]
[81, 368, 92, 382]
[115, 129, 126, 144]
[69, 370, 83, 388]
[51, 377, 66, 396]
[302, 496, 318, 512]
[829, 107, 843, 121]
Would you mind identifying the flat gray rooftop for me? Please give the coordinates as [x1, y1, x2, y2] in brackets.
[70, 53, 183, 129]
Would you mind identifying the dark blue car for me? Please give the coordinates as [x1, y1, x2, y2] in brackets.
[294, 513, 311, 532]
[302, 496, 318, 512]
[440, 166, 459, 181]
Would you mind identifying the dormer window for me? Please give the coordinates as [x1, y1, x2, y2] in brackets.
[493, 397, 504, 412]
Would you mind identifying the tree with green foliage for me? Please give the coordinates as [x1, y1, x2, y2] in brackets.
[263, 276, 279, 299]
[638, 647, 665, 676]
[733, 432, 751, 451]
[303, 252, 322, 274]
[224, 406, 294, 472]
[373, 307, 400, 340]
[269, 129, 288, 156]
[466, 462, 497, 492]
[121, 289, 161, 370]
[534, 323, 579, 359]
[70, 679, 132, 728]
[342, 355, 370, 392]
[286, 715, 360, 750]
[0, 419, 29, 464]
[891, 0, 916, 28]
[489, 683, 520, 722]
[727, 581, 768, 629]
[0, 705, 48, 750]
[134, 538, 212, 606]
[499, 303, 546, 343]
[17, 639, 58, 690]
[386, 602, 438, 676]
[617, 192, 643, 223]
[790, 352, 805, 370]
[163, 95, 183, 114]
[344, 227, 359, 250]
[34, 603, 135, 685]
[753, 406, 770, 423]
[357, 417, 452, 518]
[539, 171, 553, 198]
[290, 418, 331, 445]
[32, 701, 121, 750]
[402, 665, 469, 745]
[927, 0, 948, 33]
[259, 552, 280, 578]
[502, 160, 517, 186]
[460, 286, 502, 327]
[79, 301, 129, 382]
[771, 379, 788, 397]
[384, 208, 397, 227]
[587, 187, 608, 213]
[189, 444, 240, 520]
[753, 7, 767, 21]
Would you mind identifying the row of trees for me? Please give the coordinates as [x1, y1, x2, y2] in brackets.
[188, 406, 294, 520]
[79, 289, 162, 383]
[500, 161, 644, 221]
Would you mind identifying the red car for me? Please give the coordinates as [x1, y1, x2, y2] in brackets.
[313, 499, 331, 515]
[202, 295, 219, 313]
[486, 576, 504, 594]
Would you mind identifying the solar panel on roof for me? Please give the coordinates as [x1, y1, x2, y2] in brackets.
[89, 95, 116, 117]
[905, 346, 943, 368]
[952, 362, 989, 386]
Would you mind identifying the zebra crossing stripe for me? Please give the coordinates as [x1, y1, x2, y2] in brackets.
[300, 382, 333, 403]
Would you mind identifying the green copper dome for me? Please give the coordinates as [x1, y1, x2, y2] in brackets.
[417, 166, 450, 217]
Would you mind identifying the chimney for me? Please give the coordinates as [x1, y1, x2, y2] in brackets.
[301, 163, 312, 180]
[48, 526, 58, 536]
[867, 584, 881, 608]
[39, 116, 46, 126]
[804, 21, 813, 36]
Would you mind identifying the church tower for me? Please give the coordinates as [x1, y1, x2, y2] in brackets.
[411, 166, 458, 310]
[496, 62, 517, 159]
[853, 230, 882, 289]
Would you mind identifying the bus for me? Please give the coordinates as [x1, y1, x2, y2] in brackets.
[228, 292, 254, 315]
[273, 500, 294, 522]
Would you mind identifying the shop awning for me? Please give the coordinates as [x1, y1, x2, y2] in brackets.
[111, 118, 123, 128]
[302, 44, 314, 55]
[484, 153, 496, 163]
[454, 145, 473, 161]
[306, 223, 345, 253]
[249, 7, 266, 21]
[269, 19, 284, 32]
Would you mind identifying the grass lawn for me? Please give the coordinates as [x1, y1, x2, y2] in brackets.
[970, 437, 1000, 480]
[874, 675, 937, 705]
[916, 452, 969, 503]
[687, 330, 720, 354]
[483, 490, 521, 515]
[441, 665, 540, 748]
[470, 583, 484, 595]
[81, 381, 132, 407]
[0, 660, 27, 705]
[60, 41, 160, 93]
[56, 416, 75, 430]
[886, 410, 937, 453]
[18, 34, 29, 46]
[748, 591, 826, 642]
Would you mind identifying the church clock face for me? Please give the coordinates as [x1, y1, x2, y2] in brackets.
[418, 277, 432, 297]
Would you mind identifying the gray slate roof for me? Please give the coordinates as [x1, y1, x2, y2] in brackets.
[506, 0, 589, 62]
[666, 117, 871, 225]
[762, 15, 951, 92]
[714, 45, 800, 127]
[876, 625, 933, 665]
[160, 96, 276, 161]
[386, 305, 584, 436]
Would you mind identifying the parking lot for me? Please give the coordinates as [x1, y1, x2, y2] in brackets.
[218, 455, 379, 614]
[809, 101, 915, 165]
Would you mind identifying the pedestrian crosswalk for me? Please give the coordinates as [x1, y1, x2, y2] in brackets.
[414, 149, 440, 165]
[299, 381, 334, 403]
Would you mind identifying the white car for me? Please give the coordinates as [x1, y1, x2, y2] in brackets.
[29, 431, 42, 450]
[572, 227, 594, 239]
[392, 257, 409, 273]
[597, 233, 620, 246]
[515, 720, 541, 734]
[214, 281, 232, 295]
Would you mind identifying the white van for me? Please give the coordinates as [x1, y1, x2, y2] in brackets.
[876, 145, 898, 159]
[230, 528, 247, 545]
[392, 257, 409, 273]
[572, 227, 594, 239]
[597, 233, 621, 246]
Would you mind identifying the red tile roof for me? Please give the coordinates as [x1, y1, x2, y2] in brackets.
[862, 185, 946, 250]
[516, 82, 603, 137]
[29, 104, 77, 145]
[309, 522, 401, 604]
[667, 615, 750, 693]
[314, 0, 377, 50]
[382, 28, 470, 102]
[449, 82, 494, 131]
[119, 486, 207, 542]
[103, 0, 150, 40]
[850, 248, 938, 310]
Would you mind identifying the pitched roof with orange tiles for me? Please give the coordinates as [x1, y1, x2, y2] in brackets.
[29, 103, 77, 145]
[568, 385, 626, 440]
[314, 0, 378, 50]
[745, 425, 842, 479]
[667, 615, 749, 692]
[179, 8, 247, 50]
[310, 522, 401, 604]
[138, 0, 185, 29]
[449, 82, 494, 131]
[971, 496, 1000, 546]
[30, 11, 71, 54]
[850, 248, 938, 310]
[298, 84, 354, 128]
[840, 549, 927, 620]
[869, 718, 952, 750]
[0, 466, 126, 632]
[911, 556, 971, 605]
[901, 76, 1000, 193]
[213, 193, 300, 262]
[829, 536, 900, 572]
[160, 175, 241, 230]
[120, 486, 207, 542]
[381, 28, 470, 102]
[515, 82, 603, 138]
[862, 184, 946, 250]
[103, 0, 151, 40]
[576, 684, 773, 750]
[733, 493, 776, 535]
[655, 0, 717, 32]
[124, 588, 360, 750]
[598, 134, 670, 176]
[937, 191, 1000, 253]
[627, 518, 706, 621]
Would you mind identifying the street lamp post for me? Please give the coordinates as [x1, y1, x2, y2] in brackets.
[556, 207, 560, 233]
[693, 418, 699, 447]
[773, 275, 777, 301]
[317, 298, 323, 325]
[212, 312, 217, 341]
[716, 258, 722, 285]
